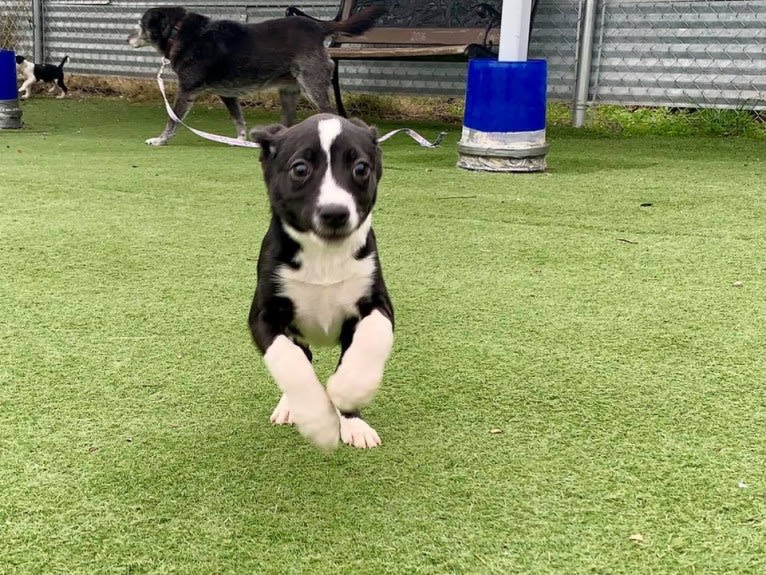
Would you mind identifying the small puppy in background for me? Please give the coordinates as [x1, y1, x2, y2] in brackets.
[16, 55, 70, 99]
[249, 114, 394, 451]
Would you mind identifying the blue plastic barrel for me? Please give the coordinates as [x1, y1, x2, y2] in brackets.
[458, 58, 548, 172]
[0, 49, 23, 129]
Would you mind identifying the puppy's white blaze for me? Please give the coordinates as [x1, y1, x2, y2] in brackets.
[263, 335, 339, 450]
[340, 416, 382, 449]
[316, 117, 359, 229]
[327, 309, 393, 412]
[318, 117, 342, 158]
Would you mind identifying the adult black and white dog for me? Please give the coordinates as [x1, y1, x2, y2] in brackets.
[248, 114, 394, 450]
[127, 5, 384, 146]
[16, 55, 69, 99]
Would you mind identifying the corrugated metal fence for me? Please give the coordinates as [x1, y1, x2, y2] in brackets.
[1, 0, 765, 120]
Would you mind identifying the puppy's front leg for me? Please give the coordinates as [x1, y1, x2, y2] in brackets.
[263, 336, 340, 450]
[327, 309, 394, 414]
[18, 78, 34, 99]
[251, 311, 339, 450]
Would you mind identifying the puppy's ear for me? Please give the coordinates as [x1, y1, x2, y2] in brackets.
[349, 117, 379, 143]
[349, 117, 382, 180]
[250, 124, 287, 160]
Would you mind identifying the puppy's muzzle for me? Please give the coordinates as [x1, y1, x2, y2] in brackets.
[127, 28, 148, 48]
[315, 204, 352, 239]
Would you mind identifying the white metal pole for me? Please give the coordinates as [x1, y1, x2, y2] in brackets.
[498, 0, 533, 62]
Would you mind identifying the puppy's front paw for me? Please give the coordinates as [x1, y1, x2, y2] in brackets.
[340, 416, 381, 449]
[145, 137, 167, 146]
[293, 402, 340, 451]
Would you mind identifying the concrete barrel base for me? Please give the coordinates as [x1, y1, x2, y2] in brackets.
[0, 99, 23, 129]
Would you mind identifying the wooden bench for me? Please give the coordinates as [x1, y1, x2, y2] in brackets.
[286, 0, 539, 117]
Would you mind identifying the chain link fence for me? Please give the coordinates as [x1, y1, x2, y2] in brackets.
[0, 1, 29, 55]
[587, 0, 766, 126]
[0, 0, 764, 128]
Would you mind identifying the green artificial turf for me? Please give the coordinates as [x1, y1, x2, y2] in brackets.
[1, 98, 765, 574]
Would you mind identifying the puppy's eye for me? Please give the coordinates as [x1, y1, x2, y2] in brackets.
[353, 161, 370, 180]
[290, 161, 311, 181]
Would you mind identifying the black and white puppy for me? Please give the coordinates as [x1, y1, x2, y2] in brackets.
[16, 55, 69, 99]
[249, 114, 394, 450]
[127, 5, 384, 146]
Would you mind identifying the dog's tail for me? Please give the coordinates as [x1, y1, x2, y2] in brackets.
[321, 4, 385, 37]
[58, 55, 70, 68]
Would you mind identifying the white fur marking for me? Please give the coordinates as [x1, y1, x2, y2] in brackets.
[327, 309, 393, 412]
[263, 335, 339, 450]
[279, 216, 374, 346]
[316, 118, 359, 229]
[340, 416, 382, 449]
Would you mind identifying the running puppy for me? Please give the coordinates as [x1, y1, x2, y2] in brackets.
[16, 55, 69, 99]
[249, 114, 394, 450]
[127, 5, 385, 146]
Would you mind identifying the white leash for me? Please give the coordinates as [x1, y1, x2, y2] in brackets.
[155, 59, 446, 149]
[156, 59, 260, 148]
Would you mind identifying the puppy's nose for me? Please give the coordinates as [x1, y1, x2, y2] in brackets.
[317, 204, 350, 229]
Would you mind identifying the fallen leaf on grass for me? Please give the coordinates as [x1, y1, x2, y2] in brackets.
[489, 428, 503, 434]
[629, 533, 644, 544]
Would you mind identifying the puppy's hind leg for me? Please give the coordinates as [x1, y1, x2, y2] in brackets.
[220, 96, 247, 140]
[55, 76, 68, 99]
[146, 91, 195, 146]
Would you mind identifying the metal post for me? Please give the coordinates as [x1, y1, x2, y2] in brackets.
[573, 0, 598, 127]
[33, 0, 44, 64]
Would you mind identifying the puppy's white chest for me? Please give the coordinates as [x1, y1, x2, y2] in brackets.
[278, 253, 376, 347]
